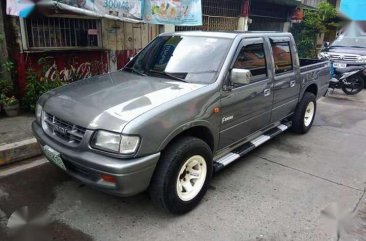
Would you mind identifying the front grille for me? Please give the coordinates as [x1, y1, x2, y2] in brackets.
[329, 53, 359, 62]
[43, 112, 86, 144]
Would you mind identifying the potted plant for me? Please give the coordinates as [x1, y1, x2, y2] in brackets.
[0, 79, 15, 116]
[0, 94, 4, 113]
[3, 96, 19, 117]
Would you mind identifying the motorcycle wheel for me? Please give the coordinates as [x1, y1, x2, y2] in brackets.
[342, 75, 365, 95]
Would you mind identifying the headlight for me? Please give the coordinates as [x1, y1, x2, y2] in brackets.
[357, 56, 366, 63]
[91, 130, 140, 154]
[318, 52, 329, 60]
[35, 104, 43, 122]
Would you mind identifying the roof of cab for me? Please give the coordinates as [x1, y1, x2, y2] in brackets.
[160, 31, 292, 39]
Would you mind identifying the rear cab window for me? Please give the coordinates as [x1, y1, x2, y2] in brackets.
[270, 39, 294, 74]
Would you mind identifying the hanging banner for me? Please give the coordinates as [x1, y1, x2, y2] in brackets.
[340, 0, 366, 21]
[6, 0, 203, 26]
[143, 0, 202, 26]
[6, 0, 35, 18]
[57, 0, 143, 19]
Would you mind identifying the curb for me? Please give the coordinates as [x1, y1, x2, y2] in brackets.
[0, 158, 48, 178]
[0, 138, 42, 166]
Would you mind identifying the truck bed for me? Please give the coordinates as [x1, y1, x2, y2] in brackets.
[299, 59, 329, 72]
[299, 58, 330, 98]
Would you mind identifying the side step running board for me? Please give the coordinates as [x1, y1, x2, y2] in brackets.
[213, 122, 291, 172]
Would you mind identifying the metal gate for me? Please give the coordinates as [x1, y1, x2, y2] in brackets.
[176, 0, 241, 32]
[176, 15, 239, 31]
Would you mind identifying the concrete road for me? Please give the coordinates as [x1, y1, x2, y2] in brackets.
[1, 90, 366, 241]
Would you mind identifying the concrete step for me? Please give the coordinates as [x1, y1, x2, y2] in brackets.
[0, 138, 42, 166]
[0, 157, 47, 178]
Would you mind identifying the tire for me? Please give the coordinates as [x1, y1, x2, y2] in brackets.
[342, 75, 364, 95]
[291, 92, 317, 134]
[149, 136, 213, 214]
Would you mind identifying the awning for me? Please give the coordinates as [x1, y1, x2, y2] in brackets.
[299, 3, 317, 10]
[37, 1, 142, 23]
[255, 0, 302, 7]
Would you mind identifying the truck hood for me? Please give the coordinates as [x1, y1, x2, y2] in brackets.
[44, 71, 205, 132]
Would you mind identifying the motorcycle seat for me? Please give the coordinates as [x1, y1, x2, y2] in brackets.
[336, 66, 364, 74]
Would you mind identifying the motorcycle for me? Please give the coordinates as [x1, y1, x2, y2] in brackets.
[329, 64, 365, 95]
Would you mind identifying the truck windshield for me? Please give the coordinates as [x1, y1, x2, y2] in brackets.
[124, 35, 232, 84]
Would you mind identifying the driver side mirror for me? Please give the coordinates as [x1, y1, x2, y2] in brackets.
[230, 68, 252, 85]
[323, 42, 330, 48]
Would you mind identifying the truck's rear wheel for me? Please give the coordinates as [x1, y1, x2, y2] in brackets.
[291, 92, 316, 134]
[149, 136, 213, 214]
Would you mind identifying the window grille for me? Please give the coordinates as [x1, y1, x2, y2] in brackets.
[176, 0, 241, 32]
[176, 15, 238, 31]
[202, 0, 242, 17]
[25, 16, 101, 49]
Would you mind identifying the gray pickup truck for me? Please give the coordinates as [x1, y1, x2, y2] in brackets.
[32, 31, 330, 214]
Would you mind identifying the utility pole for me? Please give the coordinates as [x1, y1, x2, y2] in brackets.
[0, 0, 11, 81]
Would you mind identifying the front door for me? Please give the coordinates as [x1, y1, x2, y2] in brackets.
[219, 37, 274, 149]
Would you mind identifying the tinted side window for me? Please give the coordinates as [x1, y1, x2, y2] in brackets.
[234, 43, 267, 82]
[271, 41, 293, 74]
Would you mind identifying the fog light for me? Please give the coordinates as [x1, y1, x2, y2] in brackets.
[100, 174, 117, 184]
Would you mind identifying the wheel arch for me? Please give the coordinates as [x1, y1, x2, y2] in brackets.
[304, 83, 318, 97]
[158, 123, 217, 153]
[299, 83, 318, 102]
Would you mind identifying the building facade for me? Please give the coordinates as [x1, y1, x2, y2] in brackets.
[1, 3, 159, 95]
[1, 0, 320, 97]
[174, 0, 303, 33]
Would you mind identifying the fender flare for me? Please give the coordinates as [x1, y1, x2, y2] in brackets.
[158, 120, 218, 152]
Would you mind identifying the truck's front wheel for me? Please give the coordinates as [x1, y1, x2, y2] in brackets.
[149, 137, 213, 214]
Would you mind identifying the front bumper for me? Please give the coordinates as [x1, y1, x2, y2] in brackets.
[32, 121, 160, 197]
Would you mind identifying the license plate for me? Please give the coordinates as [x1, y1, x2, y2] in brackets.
[42, 145, 67, 171]
[333, 62, 347, 68]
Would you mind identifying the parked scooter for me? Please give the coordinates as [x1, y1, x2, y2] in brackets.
[329, 64, 365, 95]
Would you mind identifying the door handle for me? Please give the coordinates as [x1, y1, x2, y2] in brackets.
[290, 80, 296, 87]
[264, 89, 271, 97]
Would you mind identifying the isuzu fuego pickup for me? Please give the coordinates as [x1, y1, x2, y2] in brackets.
[33, 32, 330, 214]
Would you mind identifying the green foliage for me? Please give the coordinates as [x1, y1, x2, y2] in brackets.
[0, 79, 13, 96]
[2, 60, 14, 73]
[2, 95, 18, 106]
[22, 68, 64, 111]
[291, 1, 337, 58]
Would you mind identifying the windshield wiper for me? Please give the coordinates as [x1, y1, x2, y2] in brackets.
[148, 70, 187, 82]
[123, 67, 147, 76]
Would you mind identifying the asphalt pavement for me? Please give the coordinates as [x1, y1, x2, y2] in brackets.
[0, 90, 365, 241]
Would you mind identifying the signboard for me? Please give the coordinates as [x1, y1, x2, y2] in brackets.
[340, 0, 366, 21]
[143, 0, 202, 26]
[6, 0, 203, 26]
[88, 29, 98, 35]
[58, 0, 143, 19]
[6, 0, 35, 18]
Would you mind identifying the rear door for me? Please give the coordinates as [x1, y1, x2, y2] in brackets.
[269, 37, 301, 122]
[219, 37, 274, 149]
